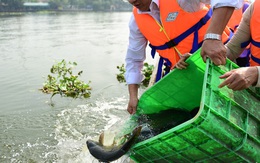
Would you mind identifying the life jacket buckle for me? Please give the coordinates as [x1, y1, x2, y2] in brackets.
[166, 40, 177, 48]
[199, 17, 207, 25]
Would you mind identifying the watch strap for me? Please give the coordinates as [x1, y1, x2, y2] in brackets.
[204, 33, 222, 41]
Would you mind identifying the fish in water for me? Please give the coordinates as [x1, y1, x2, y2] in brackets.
[86, 107, 199, 162]
[86, 126, 142, 163]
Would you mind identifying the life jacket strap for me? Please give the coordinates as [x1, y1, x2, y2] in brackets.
[251, 53, 260, 64]
[251, 39, 260, 47]
[243, 2, 250, 13]
[149, 8, 213, 59]
[241, 39, 251, 48]
[155, 57, 171, 82]
[152, 9, 213, 82]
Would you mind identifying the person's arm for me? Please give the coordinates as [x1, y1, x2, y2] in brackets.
[127, 84, 139, 114]
[207, 7, 234, 34]
[256, 66, 260, 87]
[201, 0, 244, 65]
[226, 3, 253, 61]
[125, 15, 147, 114]
[218, 66, 259, 90]
[201, 6, 235, 65]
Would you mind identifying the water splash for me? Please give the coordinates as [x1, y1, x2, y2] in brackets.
[50, 97, 133, 163]
[0, 96, 132, 163]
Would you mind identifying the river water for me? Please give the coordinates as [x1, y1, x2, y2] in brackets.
[0, 12, 153, 163]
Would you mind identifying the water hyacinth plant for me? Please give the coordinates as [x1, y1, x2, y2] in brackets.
[116, 62, 154, 87]
[40, 59, 91, 99]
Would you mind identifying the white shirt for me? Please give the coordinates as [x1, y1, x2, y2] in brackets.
[125, 0, 244, 84]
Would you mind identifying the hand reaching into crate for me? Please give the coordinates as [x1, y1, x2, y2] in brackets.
[175, 53, 192, 70]
[218, 66, 260, 90]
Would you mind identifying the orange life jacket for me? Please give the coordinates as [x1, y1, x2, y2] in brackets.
[133, 0, 231, 69]
[250, 0, 260, 66]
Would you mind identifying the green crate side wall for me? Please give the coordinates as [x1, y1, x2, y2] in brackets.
[130, 106, 259, 162]
[208, 60, 260, 139]
[130, 109, 216, 162]
[130, 114, 207, 162]
[137, 50, 205, 114]
[130, 59, 259, 162]
[204, 61, 260, 162]
[208, 63, 260, 121]
[137, 67, 204, 114]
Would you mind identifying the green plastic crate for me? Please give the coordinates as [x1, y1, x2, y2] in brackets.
[130, 49, 260, 162]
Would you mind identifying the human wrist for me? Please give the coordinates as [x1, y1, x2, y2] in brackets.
[255, 66, 260, 87]
[128, 84, 139, 98]
[204, 33, 222, 41]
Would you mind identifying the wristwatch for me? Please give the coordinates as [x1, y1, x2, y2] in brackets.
[204, 33, 222, 41]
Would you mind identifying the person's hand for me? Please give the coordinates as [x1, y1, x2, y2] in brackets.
[127, 96, 138, 114]
[175, 53, 191, 69]
[201, 39, 227, 65]
[218, 67, 258, 91]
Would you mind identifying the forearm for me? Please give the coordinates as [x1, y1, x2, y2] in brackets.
[256, 66, 260, 87]
[128, 84, 139, 99]
[226, 3, 253, 61]
[210, 0, 243, 9]
[126, 84, 139, 114]
[200, 1, 243, 66]
[206, 7, 234, 35]
[226, 21, 251, 60]
[125, 16, 147, 84]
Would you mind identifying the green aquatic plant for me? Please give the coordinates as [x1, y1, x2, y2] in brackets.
[116, 63, 154, 87]
[116, 64, 126, 83]
[40, 59, 91, 99]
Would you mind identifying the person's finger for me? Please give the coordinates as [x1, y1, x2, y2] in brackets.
[127, 107, 132, 114]
[207, 51, 226, 65]
[176, 65, 184, 69]
[179, 62, 188, 68]
[220, 55, 227, 65]
[218, 75, 234, 88]
[226, 82, 237, 90]
[219, 80, 227, 88]
[127, 105, 134, 114]
[201, 51, 207, 63]
[175, 60, 182, 69]
[182, 54, 191, 60]
[176, 61, 188, 69]
[227, 82, 243, 91]
[234, 85, 244, 91]
[132, 109, 136, 114]
[177, 64, 185, 69]
[129, 108, 135, 115]
[219, 71, 233, 79]
[231, 77, 250, 91]
[211, 57, 223, 66]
